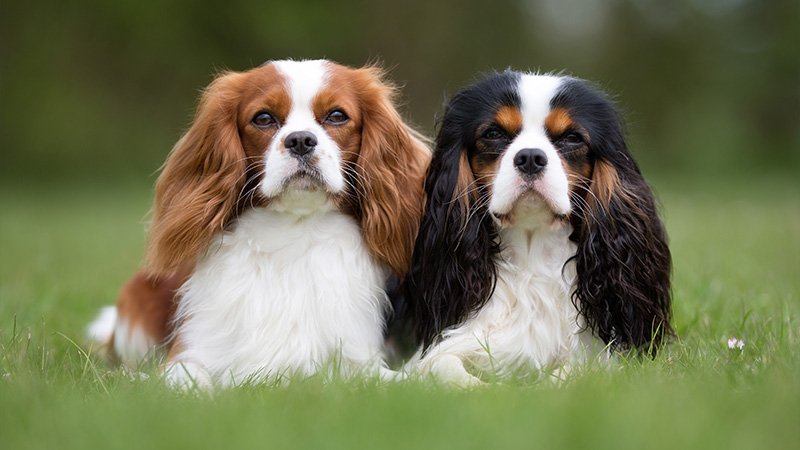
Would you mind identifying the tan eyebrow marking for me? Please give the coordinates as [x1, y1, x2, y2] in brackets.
[545, 107, 574, 137]
[494, 105, 523, 135]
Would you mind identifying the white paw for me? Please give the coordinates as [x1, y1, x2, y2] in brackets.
[164, 361, 213, 391]
[378, 366, 407, 382]
[424, 353, 485, 388]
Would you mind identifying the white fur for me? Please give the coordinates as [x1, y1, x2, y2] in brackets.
[86, 305, 164, 366]
[113, 318, 162, 367]
[86, 305, 116, 345]
[167, 195, 390, 388]
[420, 221, 605, 384]
[421, 75, 609, 385]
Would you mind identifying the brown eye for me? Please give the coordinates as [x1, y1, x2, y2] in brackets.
[561, 132, 584, 145]
[252, 112, 277, 128]
[482, 128, 505, 141]
[325, 109, 349, 125]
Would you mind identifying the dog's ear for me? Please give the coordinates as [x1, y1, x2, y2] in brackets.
[405, 107, 501, 350]
[353, 67, 431, 276]
[571, 113, 672, 354]
[145, 71, 248, 278]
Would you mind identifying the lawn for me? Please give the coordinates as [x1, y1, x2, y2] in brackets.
[1, 173, 798, 450]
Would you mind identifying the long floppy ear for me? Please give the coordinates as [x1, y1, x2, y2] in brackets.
[404, 110, 502, 350]
[572, 133, 673, 354]
[353, 67, 431, 276]
[145, 71, 248, 278]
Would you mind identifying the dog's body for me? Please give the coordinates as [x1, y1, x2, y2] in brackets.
[415, 224, 600, 385]
[88, 60, 430, 388]
[405, 72, 672, 385]
[166, 201, 390, 386]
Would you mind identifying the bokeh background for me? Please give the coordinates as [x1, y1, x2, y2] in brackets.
[1, 3, 798, 447]
[2, 0, 798, 185]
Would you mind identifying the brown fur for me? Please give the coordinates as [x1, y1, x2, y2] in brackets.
[112, 263, 193, 356]
[494, 106, 523, 136]
[544, 107, 574, 138]
[589, 159, 636, 213]
[342, 66, 431, 275]
[145, 69, 274, 277]
[451, 152, 478, 225]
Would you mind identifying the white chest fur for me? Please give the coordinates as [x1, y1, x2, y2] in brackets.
[420, 224, 601, 380]
[170, 206, 389, 387]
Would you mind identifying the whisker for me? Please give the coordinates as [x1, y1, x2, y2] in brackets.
[454, 191, 492, 249]
[343, 165, 374, 199]
[447, 173, 495, 205]
[236, 161, 266, 210]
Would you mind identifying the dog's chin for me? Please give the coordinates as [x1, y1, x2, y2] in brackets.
[492, 191, 569, 230]
[269, 173, 339, 216]
[283, 172, 327, 192]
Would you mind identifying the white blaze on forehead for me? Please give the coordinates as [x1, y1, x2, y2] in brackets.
[518, 74, 563, 129]
[273, 59, 330, 121]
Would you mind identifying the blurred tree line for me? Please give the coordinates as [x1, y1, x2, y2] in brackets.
[1, 0, 797, 184]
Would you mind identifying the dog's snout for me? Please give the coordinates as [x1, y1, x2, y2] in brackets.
[513, 148, 548, 176]
[284, 131, 318, 157]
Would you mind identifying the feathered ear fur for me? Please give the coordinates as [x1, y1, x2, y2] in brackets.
[351, 67, 431, 276]
[405, 110, 501, 350]
[145, 71, 248, 278]
[571, 123, 673, 354]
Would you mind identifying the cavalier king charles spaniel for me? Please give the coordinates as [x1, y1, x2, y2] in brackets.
[88, 59, 430, 388]
[404, 71, 672, 385]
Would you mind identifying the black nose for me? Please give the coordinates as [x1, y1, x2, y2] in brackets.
[513, 148, 548, 175]
[284, 131, 318, 157]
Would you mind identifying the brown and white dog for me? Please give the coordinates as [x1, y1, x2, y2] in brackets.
[88, 59, 430, 388]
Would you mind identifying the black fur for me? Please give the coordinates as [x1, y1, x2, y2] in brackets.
[404, 72, 520, 349]
[405, 72, 672, 355]
[555, 80, 673, 352]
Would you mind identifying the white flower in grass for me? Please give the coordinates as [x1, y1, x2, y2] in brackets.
[727, 338, 745, 350]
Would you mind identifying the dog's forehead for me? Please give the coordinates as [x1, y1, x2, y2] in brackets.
[456, 73, 566, 135]
[271, 60, 330, 111]
[517, 74, 563, 129]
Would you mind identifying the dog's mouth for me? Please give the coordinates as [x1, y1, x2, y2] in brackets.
[283, 168, 326, 192]
[491, 188, 569, 229]
[281, 156, 340, 193]
[269, 167, 340, 216]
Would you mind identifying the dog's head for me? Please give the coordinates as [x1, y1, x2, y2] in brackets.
[146, 60, 430, 277]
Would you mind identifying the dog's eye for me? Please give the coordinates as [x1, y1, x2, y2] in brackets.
[560, 132, 584, 145]
[252, 112, 277, 127]
[482, 128, 505, 141]
[324, 110, 349, 125]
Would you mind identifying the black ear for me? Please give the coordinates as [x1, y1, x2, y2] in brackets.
[404, 120, 502, 351]
[571, 121, 673, 354]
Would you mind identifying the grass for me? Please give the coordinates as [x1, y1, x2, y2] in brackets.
[1, 173, 798, 450]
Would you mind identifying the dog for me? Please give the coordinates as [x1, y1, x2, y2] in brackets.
[404, 71, 672, 385]
[88, 59, 430, 388]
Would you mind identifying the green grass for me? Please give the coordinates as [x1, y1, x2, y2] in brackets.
[1, 174, 798, 450]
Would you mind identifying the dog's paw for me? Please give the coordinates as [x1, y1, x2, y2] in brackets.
[164, 361, 213, 391]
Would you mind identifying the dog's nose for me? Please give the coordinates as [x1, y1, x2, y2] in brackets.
[513, 148, 548, 175]
[284, 131, 318, 157]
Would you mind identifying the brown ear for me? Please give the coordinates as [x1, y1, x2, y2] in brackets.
[145, 72, 248, 277]
[354, 67, 431, 276]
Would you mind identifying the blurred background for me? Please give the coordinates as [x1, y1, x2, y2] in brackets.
[1, 0, 798, 186]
